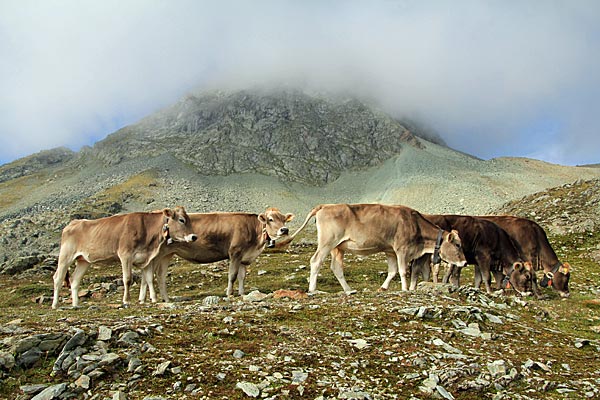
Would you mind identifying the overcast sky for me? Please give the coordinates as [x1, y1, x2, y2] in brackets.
[1, 0, 599, 166]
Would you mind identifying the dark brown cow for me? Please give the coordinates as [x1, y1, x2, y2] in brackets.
[280, 204, 467, 293]
[478, 215, 571, 297]
[413, 214, 534, 294]
[139, 207, 294, 302]
[52, 207, 197, 309]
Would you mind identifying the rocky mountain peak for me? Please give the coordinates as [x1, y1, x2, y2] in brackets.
[90, 88, 424, 184]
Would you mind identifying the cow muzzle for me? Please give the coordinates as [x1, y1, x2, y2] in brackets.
[278, 227, 289, 236]
[186, 234, 198, 242]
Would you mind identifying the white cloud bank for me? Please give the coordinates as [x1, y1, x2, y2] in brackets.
[1, 0, 599, 165]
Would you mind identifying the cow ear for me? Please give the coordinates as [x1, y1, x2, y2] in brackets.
[285, 213, 295, 222]
[448, 229, 459, 242]
[163, 208, 174, 219]
[257, 213, 267, 224]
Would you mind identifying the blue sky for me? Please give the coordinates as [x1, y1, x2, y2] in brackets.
[1, 0, 599, 167]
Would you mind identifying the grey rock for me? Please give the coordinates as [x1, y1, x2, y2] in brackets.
[153, 360, 171, 376]
[233, 349, 246, 359]
[202, 296, 220, 306]
[338, 391, 372, 399]
[19, 384, 48, 396]
[292, 370, 308, 383]
[236, 381, 260, 397]
[17, 347, 42, 369]
[99, 353, 121, 366]
[98, 326, 112, 341]
[487, 360, 507, 377]
[118, 331, 140, 346]
[63, 329, 87, 352]
[31, 383, 67, 400]
[0, 351, 15, 369]
[74, 374, 91, 390]
[128, 357, 142, 372]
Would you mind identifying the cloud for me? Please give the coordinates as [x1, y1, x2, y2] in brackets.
[1, 0, 599, 165]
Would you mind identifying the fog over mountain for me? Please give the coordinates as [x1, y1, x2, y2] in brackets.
[1, 1, 599, 166]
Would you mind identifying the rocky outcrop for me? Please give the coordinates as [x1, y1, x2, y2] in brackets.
[91, 89, 423, 184]
[0, 147, 74, 183]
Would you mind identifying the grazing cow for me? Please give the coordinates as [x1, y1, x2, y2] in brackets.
[139, 207, 294, 302]
[52, 207, 197, 309]
[279, 204, 467, 294]
[478, 215, 571, 298]
[415, 214, 534, 294]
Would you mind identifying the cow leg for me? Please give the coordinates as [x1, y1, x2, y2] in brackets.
[442, 263, 453, 284]
[395, 254, 410, 291]
[329, 248, 353, 293]
[473, 265, 482, 288]
[237, 264, 247, 296]
[226, 257, 242, 296]
[449, 265, 462, 287]
[155, 256, 171, 303]
[119, 258, 134, 306]
[139, 265, 157, 304]
[52, 248, 76, 309]
[69, 258, 91, 308]
[381, 253, 398, 290]
[430, 262, 439, 283]
[308, 245, 331, 293]
[475, 256, 494, 293]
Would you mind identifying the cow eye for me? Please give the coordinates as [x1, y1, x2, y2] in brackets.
[269, 218, 274, 222]
[179, 218, 186, 224]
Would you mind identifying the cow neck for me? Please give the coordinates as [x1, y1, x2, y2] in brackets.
[431, 229, 444, 264]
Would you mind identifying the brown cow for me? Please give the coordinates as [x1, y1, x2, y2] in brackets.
[478, 215, 571, 297]
[414, 214, 534, 294]
[280, 204, 467, 294]
[139, 207, 294, 302]
[52, 207, 197, 309]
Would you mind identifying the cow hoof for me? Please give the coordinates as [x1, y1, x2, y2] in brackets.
[344, 290, 357, 295]
[120, 303, 130, 309]
[308, 290, 327, 296]
[377, 287, 388, 292]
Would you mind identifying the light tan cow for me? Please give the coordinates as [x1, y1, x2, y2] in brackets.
[280, 203, 467, 293]
[52, 207, 197, 309]
[139, 207, 294, 302]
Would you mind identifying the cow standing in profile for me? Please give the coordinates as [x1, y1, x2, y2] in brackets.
[139, 207, 294, 302]
[52, 207, 197, 309]
[412, 214, 535, 295]
[478, 215, 571, 298]
[278, 203, 467, 294]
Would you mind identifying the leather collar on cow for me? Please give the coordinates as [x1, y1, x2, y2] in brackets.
[432, 229, 444, 264]
[540, 261, 569, 288]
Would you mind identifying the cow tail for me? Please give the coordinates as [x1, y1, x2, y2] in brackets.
[275, 205, 322, 247]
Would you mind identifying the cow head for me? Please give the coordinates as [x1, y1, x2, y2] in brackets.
[162, 206, 198, 244]
[258, 207, 294, 248]
[506, 261, 535, 294]
[439, 230, 467, 267]
[540, 262, 570, 298]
